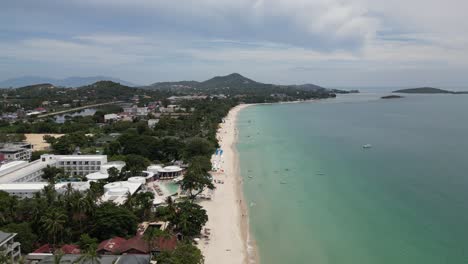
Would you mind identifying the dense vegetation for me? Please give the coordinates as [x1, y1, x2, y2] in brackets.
[0, 81, 171, 112]
[393, 87, 468, 94]
[142, 73, 336, 103]
[0, 75, 341, 262]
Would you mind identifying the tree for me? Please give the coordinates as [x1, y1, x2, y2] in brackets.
[181, 159, 214, 201]
[107, 167, 120, 182]
[40, 209, 67, 246]
[75, 243, 101, 264]
[42, 165, 65, 183]
[0, 191, 18, 226]
[156, 242, 204, 264]
[125, 192, 155, 220]
[52, 250, 64, 264]
[78, 234, 98, 253]
[2, 222, 38, 253]
[168, 201, 208, 238]
[183, 137, 215, 159]
[91, 203, 138, 240]
[123, 154, 151, 176]
[143, 227, 170, 257]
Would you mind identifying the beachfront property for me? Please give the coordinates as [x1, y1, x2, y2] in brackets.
[0, 231, 21, 263]
[85, 161, 126, 181]
[0, 142, 33, 161]
[0, 160, 50, 183]
[147, 165, 184, 180]
[0, 150, 185, 205]
[100, 180, 144, 205]
[0, 154, 108, 183]
[28, 253, 151, 264]
[27, 221, 175, 263]
[42, 154, 107, 176]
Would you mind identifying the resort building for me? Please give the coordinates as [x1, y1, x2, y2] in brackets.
[0, 183, 49, 198]
[0, 231, 21, 263]
[85, 161, 126, 181]
[0, 160, 52, 183]
[0, 182, 90, 198]
[41, 154, 107, 176]
[147, 165, 184, 180]
[0, 142, 33, 161]
[33, 254, 151, 264]
[100, 181, 143, 205]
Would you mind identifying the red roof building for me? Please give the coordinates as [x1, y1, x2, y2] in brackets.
[118, 236, 178, 254]
[60, 244, 81, 254]
[97, 237, 127, 255]
[33, 244, 80, 254]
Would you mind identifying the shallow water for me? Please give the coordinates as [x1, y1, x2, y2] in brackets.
[237, 93, 468, 264]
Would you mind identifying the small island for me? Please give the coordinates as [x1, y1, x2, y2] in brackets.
[381, 95, 404, 99]
[393, 87, 468, 94]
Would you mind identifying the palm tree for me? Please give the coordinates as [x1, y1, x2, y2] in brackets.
[53, 250, 64, 264]
[75, 244, 101, 264]
[40, 209, 67, 246]
[143, 227, 171, 258]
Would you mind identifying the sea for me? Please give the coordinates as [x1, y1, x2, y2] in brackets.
[236, 91, 468, 264]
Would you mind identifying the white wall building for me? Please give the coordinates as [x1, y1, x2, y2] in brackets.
[0, 231, 21, 263]
[100, 181, 142, 205]
[42, 154, 107, 176]
[0, 160, 52, 183]
[104, 113, 120, 122]
[0, 183, 49, 198]
[86, 161, 125, 181]
[0, 155, 108, 184]
[0, 143, 33, 161]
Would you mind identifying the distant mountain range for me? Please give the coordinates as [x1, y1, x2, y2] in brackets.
[141, 73, 329, 92]
[0, 76, 137, 88]
[393, 87, 468, 94]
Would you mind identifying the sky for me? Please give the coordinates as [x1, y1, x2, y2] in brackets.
[1, 0, 468, 87]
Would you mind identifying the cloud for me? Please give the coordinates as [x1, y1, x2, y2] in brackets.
[1, 0, 468, 86]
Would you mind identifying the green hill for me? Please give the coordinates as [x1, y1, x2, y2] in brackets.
[393, 87, 453, 94]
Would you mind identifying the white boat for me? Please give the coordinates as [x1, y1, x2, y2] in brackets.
[363, 144, 372, 149]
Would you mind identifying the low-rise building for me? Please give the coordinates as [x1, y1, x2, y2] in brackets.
[0, 154, 108, 184]
[0, 142, 33, 161]
[104, 113, 120, 122]
[123, 105, 149, 116]
[42, 154, 107, 176]
[0, 231, 21, 263]
[147, 119, 159, 128]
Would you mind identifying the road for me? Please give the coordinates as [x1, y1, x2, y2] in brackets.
[37, 101, 123, 118]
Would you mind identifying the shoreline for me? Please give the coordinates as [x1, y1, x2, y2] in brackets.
[199, 103, 258, 264]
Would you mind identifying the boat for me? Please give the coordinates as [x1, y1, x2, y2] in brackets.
[363, 144, 372, 149]
[280, 181, 287, 184]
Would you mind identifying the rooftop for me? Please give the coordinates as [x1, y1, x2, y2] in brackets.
[38, 254, 150, 264]
[0, 231, 16, 246]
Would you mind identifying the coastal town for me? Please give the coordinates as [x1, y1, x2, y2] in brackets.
[0, 75, 337, 263]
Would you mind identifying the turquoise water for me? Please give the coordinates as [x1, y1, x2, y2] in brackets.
[237, 94, 468, 264]
[160, 182, 179, 195]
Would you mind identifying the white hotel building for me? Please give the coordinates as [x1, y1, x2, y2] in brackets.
[0, 154, 107, 184]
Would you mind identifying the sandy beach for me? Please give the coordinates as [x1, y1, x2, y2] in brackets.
[199, 104, 256, 264]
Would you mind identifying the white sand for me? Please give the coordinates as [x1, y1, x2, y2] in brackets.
[199, 104, 257, 264]
[24, 133, 64, 151]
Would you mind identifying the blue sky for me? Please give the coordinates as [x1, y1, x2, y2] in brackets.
[1, 0, 467, 87]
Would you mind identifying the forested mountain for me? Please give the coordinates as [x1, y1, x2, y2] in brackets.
[0, 76, 136, 88]
[142, 73, 334, 102]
